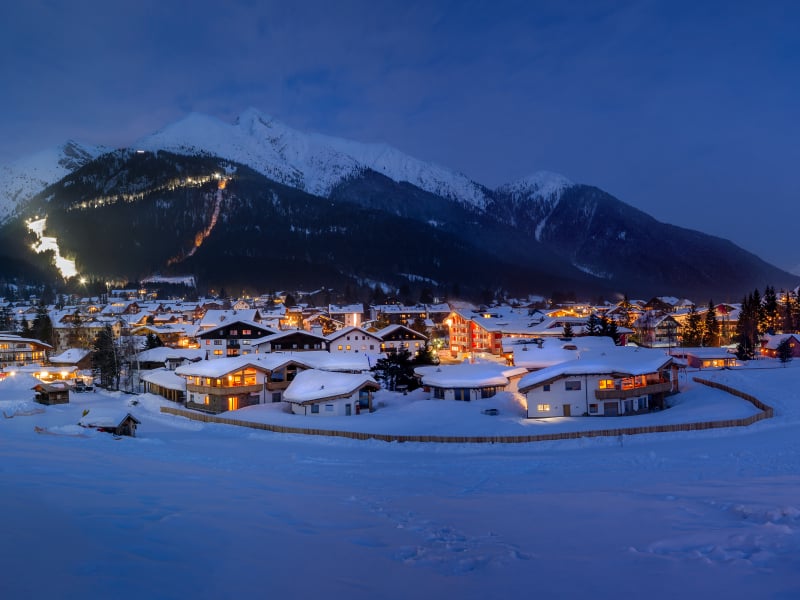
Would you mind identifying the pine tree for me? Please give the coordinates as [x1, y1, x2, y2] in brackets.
[562, 322, 574, 338]
[584, 313, 600, 336]
[31, 303, 54, 346]
[736, 291, 762, 360]
[0, 303, 13, 332]
[763, 286, 778, 334]
[683, 305, 702, 347]
[93, 325, 120, 389]
[599, 316, 620, 345]
[776, 337, 793, 365]
[372, 348, 416, 392]
[145, 333, 163, 349]
[703, 300, 719, 347]
[780, 289, 796, 333]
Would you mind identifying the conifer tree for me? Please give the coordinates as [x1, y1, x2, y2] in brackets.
[763, 286, 779, 334]
[703, 300, 719, 347]
[584, 313, 600, 336]
[777, 337, 793, 365]
[683, 305, 702, 347]
[562, 322, 574, 338]
[93, 325, 120, 389]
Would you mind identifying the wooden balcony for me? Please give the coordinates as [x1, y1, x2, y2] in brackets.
[186, 383, 263, 396]
[594, 381, 672, 400]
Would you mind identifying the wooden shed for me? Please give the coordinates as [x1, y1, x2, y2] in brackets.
[32, 382, 70, 405]
[79, 410, 141, 437]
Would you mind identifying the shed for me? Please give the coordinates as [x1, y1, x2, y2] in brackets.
[79, 410, 141, 437]
[32, 382, 70, 405]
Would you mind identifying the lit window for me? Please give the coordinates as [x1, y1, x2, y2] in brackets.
[599, 379, 614, 389]
[213, 350, 223, 356]
[338, 345, 343, 351]
[537, 404, 550, 412]
[346, 345, 351, 350]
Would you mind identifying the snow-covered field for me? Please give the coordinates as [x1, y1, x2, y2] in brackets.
[2, 363, 800, 599]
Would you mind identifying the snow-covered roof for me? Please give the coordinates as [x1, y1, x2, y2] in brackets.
[518, 347, 673, 392]
[325, 326, 381, 342]
[175, 354, 311, 378]
[668, 347, 735, 359]
[761, 333, 800, 350]
[509, 336, 617, 369]
[79, 409, 140, 428]
[271, 350, 373, 373]
[0, 334, 53, 349]
[415, 361, 527, 389]
[47, 348, 91, 364]
[283, 369, 378, 405]
[197, 318, 275, 337]
[137, 347, 206, 364]
[141, 368, 187, 391]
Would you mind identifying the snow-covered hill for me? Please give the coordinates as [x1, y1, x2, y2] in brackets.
[136, 108, 492, 210]
[0, 141, 105, 221]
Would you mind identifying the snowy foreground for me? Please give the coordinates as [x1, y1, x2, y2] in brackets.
[2, 365, 800, 599]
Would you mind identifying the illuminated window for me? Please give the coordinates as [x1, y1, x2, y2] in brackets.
[599, 379, 615, 389]
[537, 404, 551, 412]
[228, 397, 238, 411]
[345, 345, 351, 351]
[204, 396, 210, 405]
[213, 350, 223, 356]
[338, 345, 343, 351]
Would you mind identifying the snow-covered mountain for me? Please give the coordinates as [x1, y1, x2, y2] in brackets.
[0, 141, 105, 221]
[494, 172, 574, 240]
[136, 108, 492, 210]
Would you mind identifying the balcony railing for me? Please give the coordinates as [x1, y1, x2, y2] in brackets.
[594, 381, 672, 400]
[186, 383, 263, 395]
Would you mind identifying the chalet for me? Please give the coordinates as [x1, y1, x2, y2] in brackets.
[761, 333, 800, 358]
[79, 410, 140, 437]
[197, 319, 278, 359]
[668, 347, 737, 369]
[284, 369, 379, 416]
[252, 329, 329, 353]
[371, 304, 429, 327]
[519, 348, 678, 418]
[633, 313, 679, 348]
[326, 327, 382, 355]
[0, 334, 52, 369]
[414, 361, 527, 401]
[32, 382, 70, 405]
[175, 355, 314, 413]
[197, 309, 262, 331]
[328, 304, 365, 328]
[48, 347, 93, 371]
[376, 324, 428, 356]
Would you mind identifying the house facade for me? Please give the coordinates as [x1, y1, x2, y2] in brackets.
[284, 369, 379, 416]
[326, 327, 382, 354]
[376, 324, 428, 356]
[197, 320, 278, 359]
[0, 334, 52, 369]
[519, 349, 678, 418]
[176, 355, 312, 413]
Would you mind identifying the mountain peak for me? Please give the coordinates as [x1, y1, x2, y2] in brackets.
[497, 171, 573, 200]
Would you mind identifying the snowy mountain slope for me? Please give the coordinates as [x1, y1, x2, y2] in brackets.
[0, 141, 105, 222]
[136, 108, 492, 209]
[494, 171, 574, 239]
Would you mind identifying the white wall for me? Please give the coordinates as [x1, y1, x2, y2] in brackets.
[290, 392, 360, 416]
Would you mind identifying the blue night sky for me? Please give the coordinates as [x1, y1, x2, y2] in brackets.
[2, 1, 799, 271]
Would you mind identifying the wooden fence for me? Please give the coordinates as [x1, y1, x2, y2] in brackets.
[159, 377, 772, 444]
